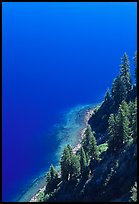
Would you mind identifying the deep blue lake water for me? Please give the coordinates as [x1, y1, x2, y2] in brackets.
[2, 2, 137, 202]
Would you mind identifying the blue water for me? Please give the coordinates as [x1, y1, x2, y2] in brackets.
[2, 2, 137, 202]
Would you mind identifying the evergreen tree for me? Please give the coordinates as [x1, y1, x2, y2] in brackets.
[128, 51, 137, 101]
[107, 100, 132, 152]
[115, 100, 132, 150]
[60, 145, 80, 181]
[60, 145, 72, 181]
[104, 89, 111, 102]
[129, 98, 137, 142]
[111, 76, 125, 109]
[82, 125, 99, 161]
[90, 131, 99, 160]
[70, 154, 80, 178]
[129, 100, 135, 126]
[50, 164, 58, 180]
[80, 147, 87, 176]
[120, 52, 131, 99]
[133, 51, 137, 83]
[107, 114, 116, 152]
[45, 165, 58, 194]
[46, 171, 51, 184]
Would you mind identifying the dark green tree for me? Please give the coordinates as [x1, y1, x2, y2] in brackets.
[82, 125, 99, 161]
[70, 154, 80, 179]
[46, 171, 51, 184]
[90, 131, 99, 160]
[104, 89, 111, 102]
[80, 147, 87, 176]
[115, 100, 132, 150]
[45, 165, 59, 194]
[107, 100, 132, 152]
[133, 51, 137, 83]
[111, 76, 125, 109]
[60, 145, 72, 181]
[50, 164, 58, 180]
[107, 114, 116, 152]
[129, 100, 134, 125]
[129, 98, 137, 142]
[120, 52, 131, 99]
[60, 145, 80, 181]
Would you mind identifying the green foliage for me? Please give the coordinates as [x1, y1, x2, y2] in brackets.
[132, 98, 137, 142]
[70, 154, 80, 178]
[80, 147, 87, 176]
[60, 145, 72, 181]
[43, 51, 137, 203]
[129, 98, 137, 142]
[97, 143, 108, 155]
[120, 52, 131, 98]
[82, 125, 99, 161]
[104, 89, 111, 102]
[133, 51, 137, 82]
[107, 114, 116, 152]
[60, 145, 80, 181]
[45, 164, 59, 194]
[107, 100, 133, 152]
[50, 164, 58, 180]
[115, 100, 132, 150]
[129, 182, 137, 202]
[38, 192, 45, 202]
[46, 171, 51, 184]
[111, 76, 125, 109]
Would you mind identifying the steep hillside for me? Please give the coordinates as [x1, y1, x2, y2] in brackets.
[35, 52, 137, 202]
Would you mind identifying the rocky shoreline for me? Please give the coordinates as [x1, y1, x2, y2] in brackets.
[29, 107, 95, 202]
[72, 108, 95, 154]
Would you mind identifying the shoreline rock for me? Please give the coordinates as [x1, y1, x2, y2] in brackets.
[29, 107, 95, 202]
[30, 186, 45, 202]
[72, 107, 95, 154]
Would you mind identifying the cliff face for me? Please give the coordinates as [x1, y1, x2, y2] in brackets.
[46, 140, 136, 202]
[43, 52, 137, 203]
[82, 143, 137, 202]
[44, 101, 137, 202]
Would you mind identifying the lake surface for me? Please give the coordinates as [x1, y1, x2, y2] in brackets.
[2, 2, 137, 201]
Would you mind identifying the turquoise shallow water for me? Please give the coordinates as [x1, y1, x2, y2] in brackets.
[16, 103, 98, 202]
[2, 2, 136, 202]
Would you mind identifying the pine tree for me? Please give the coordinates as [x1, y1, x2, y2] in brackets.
[45, 165, 58, 194]
[60, 145, 71, 181]
[46, 171, 51, 184]
[104, 89, 111, 102]
[90, 131, 99, 160]
[50, 164, 58, 180]
[107, 114, 116, 152]
[133, 51, 137, 83]
[129, 98, 137, 142]
[120, 52, 131, 99]
[111, 76, 125, 109]
[129, 100, 135, 127]
[80, 147, 87, 176]
[115, 100, 132, 150]
[107, 100, 132, 152]
[70, 154, 80, 179]
[82, 125, 99, 161]
[60, 145, 80, 181]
